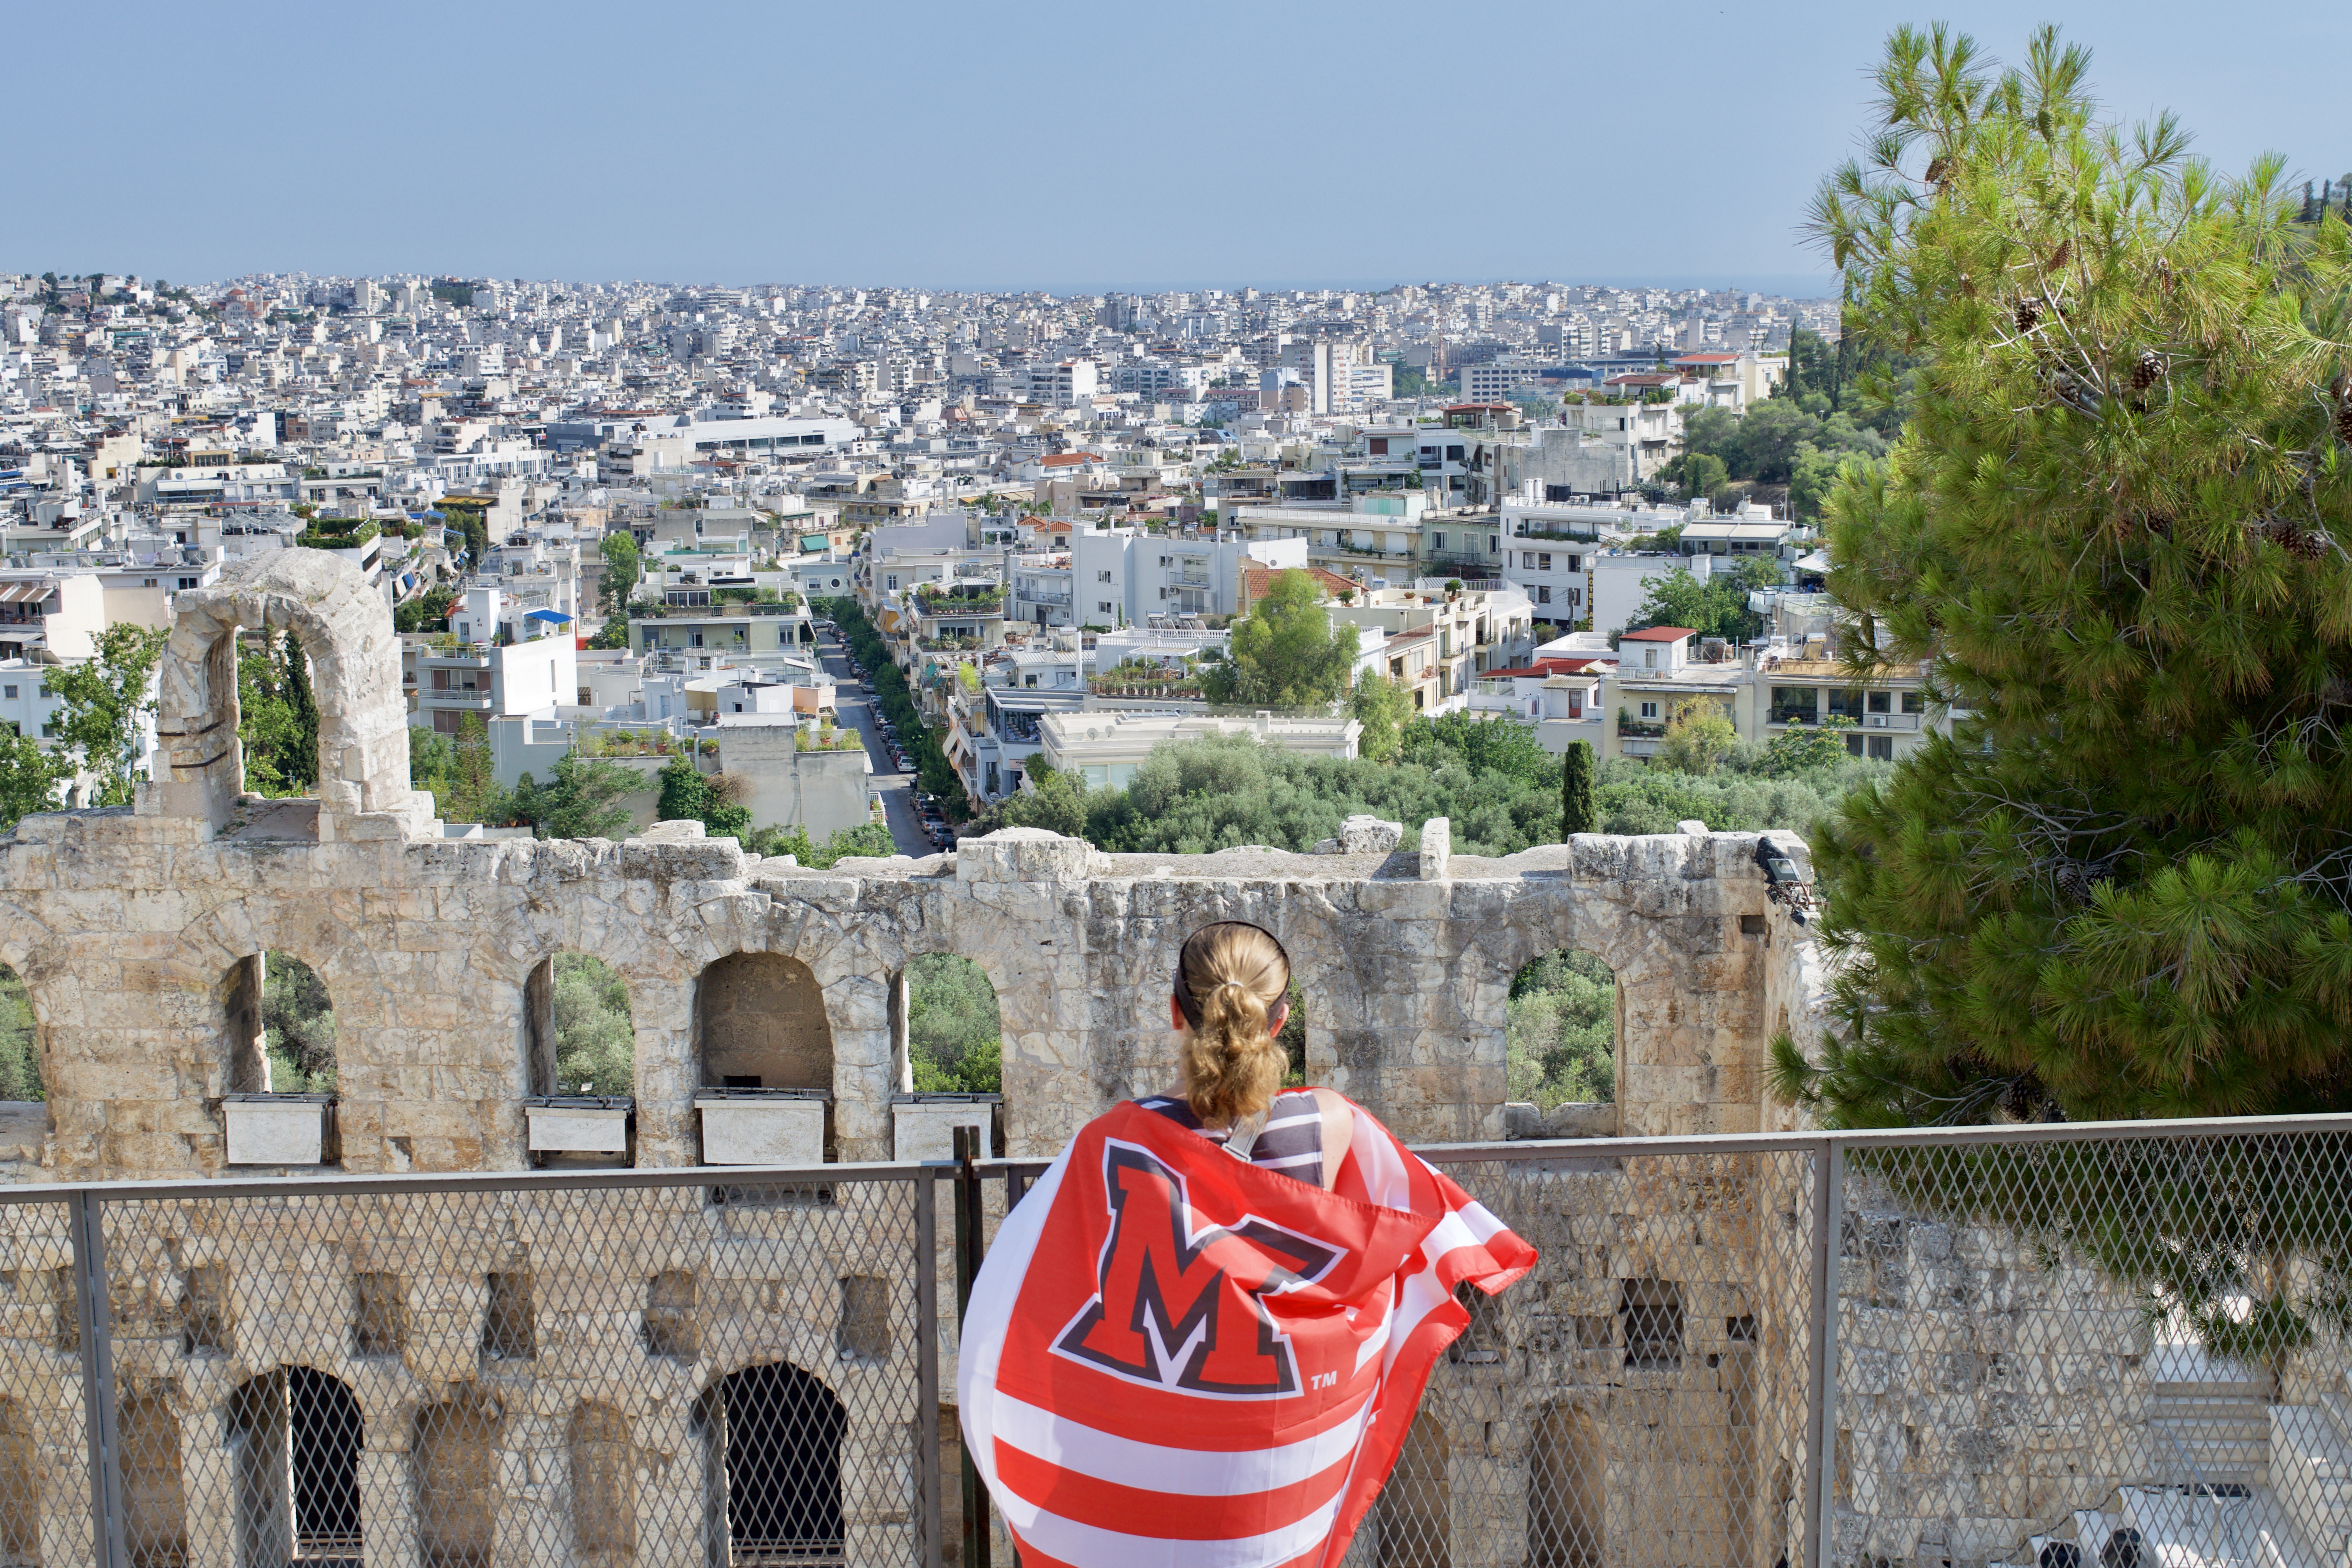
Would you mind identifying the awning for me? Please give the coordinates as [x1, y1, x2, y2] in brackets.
[799, 534, 829, 553]
[525, 609, 574, 625]
[0, 583, 51, 604]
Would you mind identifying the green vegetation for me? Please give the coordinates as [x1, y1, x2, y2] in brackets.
[512, 753, 636, 840]
[1560, 739, 1596, 836]
[0, 730, 69, 832]
[429, 280, 474, 308]
[0, 966, 39, 1101]
[550, 953, 634, 1096]
[1619, 555, 1784, 644]
[262, 951, 335, 1092]
[50, 625, 168, 807]
[656, 753, 748, 838]
[1508, 950, 1616, 1108]
[1201, 570, 1358, 706]
[907, 953, 1002, 1093]
[410, 713, 508, 824]
[598, 533, 641, 615]
[238, 631, 319, 796]
[1776, 27, 2352, 1129]
[976, 713, 1889, 855]
[742, 822, 897, 866]
[394, 585, 455, 634]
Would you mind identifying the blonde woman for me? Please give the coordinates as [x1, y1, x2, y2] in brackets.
[960, 920, 1536, 1568]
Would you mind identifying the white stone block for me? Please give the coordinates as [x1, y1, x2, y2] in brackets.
[525, 1102, 631, 1153]
[695, 1095, 825, 1165]
[893, 1098, 997, 1162]
[222, 1096, 330, 1166]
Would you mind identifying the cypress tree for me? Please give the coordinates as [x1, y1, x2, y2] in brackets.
[1559, 739, 1595, 838]
[283, 636, 319, 792]
[1780, 25, 2352, 1127]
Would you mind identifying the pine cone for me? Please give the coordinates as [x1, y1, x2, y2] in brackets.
[2130, 351, 2163, 391]
[2049, 239, 2073, 272]
[2015, 298, 2042, 333]
[2337, 401, 2352, 445]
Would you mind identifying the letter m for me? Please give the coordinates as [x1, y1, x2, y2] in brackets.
[1053, 1141, 1340, 1398]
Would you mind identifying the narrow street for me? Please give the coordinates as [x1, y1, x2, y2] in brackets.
[812, 623, 937, 859]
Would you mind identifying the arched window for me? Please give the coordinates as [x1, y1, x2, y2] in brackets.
[901, 954, 999, 1094]
[1506, 949, 1618, 1110]
[694, 954, 833, 1165]
[412, 1396, 498, 1568]
[226, 1367, 363, 1568]
[0, 963, 38, 1104]
[699, 1364, 845, 1567]
[221, 953, 339, 1168]
[523, 954, 636, 1168]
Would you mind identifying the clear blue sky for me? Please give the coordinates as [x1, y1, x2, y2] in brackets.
[13, 0, 2346, 296]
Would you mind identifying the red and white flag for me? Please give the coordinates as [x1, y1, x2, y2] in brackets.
[958, 1097, 1536, 1568]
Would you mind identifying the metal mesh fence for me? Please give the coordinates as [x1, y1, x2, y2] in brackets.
[79, 1170, 938, 1568]
[17, 1121, 2352, 1568]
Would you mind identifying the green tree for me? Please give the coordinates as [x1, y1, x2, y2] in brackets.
[1560, 739, 1596, 837]
[410, 712, 511, 824]
[50, 625, 167, 807]
[1761, 715, 1858, 777]
[743, 821, 898, 866]
[394, 586, 455, 634]
[512, 752, 636, 840]
[655, 754, 750, 838]
[1776, 25, 2352, 1129]
[598, 532, 642, 615]
[261, 951, 337, 1091]
[1657, 700, 1740, 775]
[907, 953, 1003, 1093]
[1201, 571, 1357, 707]
[1622, 558, 1779, 645]
[0, 965, 41, 1101]
[1349, 673, 1413, 763]
[551, 952, 634, 1096]
[0, 730, 68, 830]
[1506, 950, 1617, 1107]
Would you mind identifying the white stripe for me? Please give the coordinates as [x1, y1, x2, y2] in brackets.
[1251, 1151, 1323, 1169]
[987, 1389, 1372, 1497]
[1257, 1111, 1322, 1132]
[998, 1484, 1345, 1568]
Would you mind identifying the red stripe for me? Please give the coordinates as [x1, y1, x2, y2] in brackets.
[993, 1437, 1354, 1541]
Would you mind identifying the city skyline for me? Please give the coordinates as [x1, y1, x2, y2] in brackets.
[10, 0, 2344, 290]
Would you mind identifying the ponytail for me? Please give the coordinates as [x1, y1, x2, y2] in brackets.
[1173, 923, 1291, 1125]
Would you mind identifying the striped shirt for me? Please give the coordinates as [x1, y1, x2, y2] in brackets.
[1138, 1088, 1329, 1187]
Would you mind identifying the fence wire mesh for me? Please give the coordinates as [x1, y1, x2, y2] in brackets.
[16, 1123, 2352, 1568]
[0, 1196, 87, 1568]
[85, 1173, 934, 1568]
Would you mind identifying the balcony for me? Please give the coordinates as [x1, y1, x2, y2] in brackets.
[1616, 715, 1666, 739]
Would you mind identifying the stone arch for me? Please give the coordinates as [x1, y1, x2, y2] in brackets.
[695, 1361, 846, 1567]
[148, 550, 431, 840]
[412, 1392, 500, 1568]
[1506, 946, 1620, 1111]
[568, 1403, 636, 1568]
[525, 951, 638, 1099]
[226, 1365, 365, 1568]
[694, 952, 831, 1093]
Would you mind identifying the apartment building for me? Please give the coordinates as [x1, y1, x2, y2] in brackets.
[1573, 627, 1942, 764]
[1329, 585, 1536, 711]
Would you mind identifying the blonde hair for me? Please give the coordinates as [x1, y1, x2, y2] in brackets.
[1174, 922, 1291, 1125]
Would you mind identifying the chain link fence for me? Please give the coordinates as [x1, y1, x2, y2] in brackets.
[8, 1118, 2352, 1568]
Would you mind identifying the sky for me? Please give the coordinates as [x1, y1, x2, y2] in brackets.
[9, 0, 2346, 297]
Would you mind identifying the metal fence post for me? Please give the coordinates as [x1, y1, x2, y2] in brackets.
[1800, 1137, 1845, 1568]
[915, 1168, 943, 1568]
[69, 1188, 126, 1568]
[952, 1127, 992, 1568]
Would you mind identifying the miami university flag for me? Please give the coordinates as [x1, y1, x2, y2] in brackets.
[958, 1098, 1536, 1568]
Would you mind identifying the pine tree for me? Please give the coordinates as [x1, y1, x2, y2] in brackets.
[1776, 26, 2352, 1128]
[1559, 739, 1596, 838]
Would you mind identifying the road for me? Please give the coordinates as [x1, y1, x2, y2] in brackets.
[813, 625, 938, 859]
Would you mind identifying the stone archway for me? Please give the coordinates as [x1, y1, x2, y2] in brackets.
[146, 550, 432, 841]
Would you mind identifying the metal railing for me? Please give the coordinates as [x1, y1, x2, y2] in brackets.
[9, 1115, 2352, 1568]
